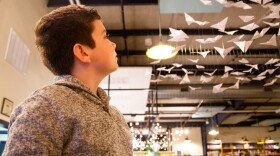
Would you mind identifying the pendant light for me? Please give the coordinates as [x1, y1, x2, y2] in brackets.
[208, 105, 219, 136]
[146, 6, 178, 60]
[214, 137, 221, 143]
[184, 137, 191, 143]
[265, 136, 274, 143]
[242, 136, 249, 142]
[208, 129, 219, 135]
[146, 44, 177, 60]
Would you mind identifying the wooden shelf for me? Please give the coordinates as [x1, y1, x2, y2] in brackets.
[222, 147, 231, 150]
[208, 148, 221, 150]
[207, 142, 280, 155]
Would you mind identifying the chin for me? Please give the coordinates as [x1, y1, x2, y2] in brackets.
[113, 64, 119, 71]
[109, 63, 118, 73]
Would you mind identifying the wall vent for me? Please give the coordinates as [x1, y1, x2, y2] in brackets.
[5, 28, 30, 75]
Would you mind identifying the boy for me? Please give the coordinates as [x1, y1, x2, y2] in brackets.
[3, 5, 132, 156]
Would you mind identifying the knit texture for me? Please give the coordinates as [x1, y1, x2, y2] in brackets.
[3, 75, 133, 156]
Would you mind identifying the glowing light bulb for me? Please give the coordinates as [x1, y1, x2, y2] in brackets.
[208, 129, 219, 135]
[146, 44, 178, 60]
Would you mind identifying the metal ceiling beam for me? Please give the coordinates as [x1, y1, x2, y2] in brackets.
[147, 103, 227, 107]
[117, 49, 279, 56]
[108, 28, 279, 36]
[215, 100, 243, 125]
[223, 115, 280, 127]
[47, 0, 158, 7]
[150, 83, 278, 89]
[47, 0, 280, 7]
[146, 109, 277, 114]
[117, 49, 280, 56]
[156, 90, 280, 99]
[142, 118, 206, 123]
[120, 64, 280, 76]
[147, 102, 280, 107]
[141, 122, 205, 128]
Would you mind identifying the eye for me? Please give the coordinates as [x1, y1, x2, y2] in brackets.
[105, 34, 110, 38]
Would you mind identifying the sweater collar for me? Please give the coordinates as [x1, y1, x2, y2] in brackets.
[53, 75, 110, 106]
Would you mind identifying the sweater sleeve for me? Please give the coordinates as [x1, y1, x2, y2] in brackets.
[2, 95, 64, 156]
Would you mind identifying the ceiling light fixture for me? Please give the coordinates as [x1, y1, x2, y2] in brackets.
[265, 136, 274, 143]
[146, 44, 177, 60]
[208, 104, 219, 136]
[184, 129, 189, 135]
[146, 7, 178, 60]
[208, 129, 219, 135]
[242, 136, 249, 142]
[185, 137, 191, 143]
[257, 139, 264, 145]
[214, 137, 221, 143]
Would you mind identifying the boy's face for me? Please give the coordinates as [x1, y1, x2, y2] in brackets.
[87, 20, 118, 75]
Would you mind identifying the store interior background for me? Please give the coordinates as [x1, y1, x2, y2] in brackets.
[0, 0, 280, 155]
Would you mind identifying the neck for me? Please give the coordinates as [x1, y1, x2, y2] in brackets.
[71, 66, 105, 95]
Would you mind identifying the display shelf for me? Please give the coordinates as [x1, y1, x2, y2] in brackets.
[207, 142, 280, 155]
[208, 148, 222, 150]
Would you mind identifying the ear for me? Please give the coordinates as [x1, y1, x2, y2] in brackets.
[73, 44, 91, 63]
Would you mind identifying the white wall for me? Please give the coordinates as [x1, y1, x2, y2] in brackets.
[208, 127, 280, 143]
[172, 127, 203, 156]
[0, 0, 54, 122]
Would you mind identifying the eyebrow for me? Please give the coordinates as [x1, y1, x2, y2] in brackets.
[102, 29, 107, 35]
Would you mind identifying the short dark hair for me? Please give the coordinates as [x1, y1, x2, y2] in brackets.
[35, 5, 101, 75]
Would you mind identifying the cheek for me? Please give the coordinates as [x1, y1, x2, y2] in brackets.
[94, 51, 113, 66]
[92, 43, 115, 63]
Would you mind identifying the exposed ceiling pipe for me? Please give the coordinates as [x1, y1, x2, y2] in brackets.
[166, 109, 276, 114]
[157, 90, 280, 99]
[144, 119, 206, 123]
[123, 109, 276, 116]
[182, 109, 276, 114]
[216, 110, 276, 113]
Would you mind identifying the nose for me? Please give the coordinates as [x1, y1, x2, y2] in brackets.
[111, 41, 116, 49]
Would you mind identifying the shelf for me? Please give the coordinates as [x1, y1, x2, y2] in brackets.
[222, 147, 231, 150]
[207, 142, 280, 155]
[208, 149, 221, 150]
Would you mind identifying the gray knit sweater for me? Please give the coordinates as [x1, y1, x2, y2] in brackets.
[3, 75, 133, 156]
